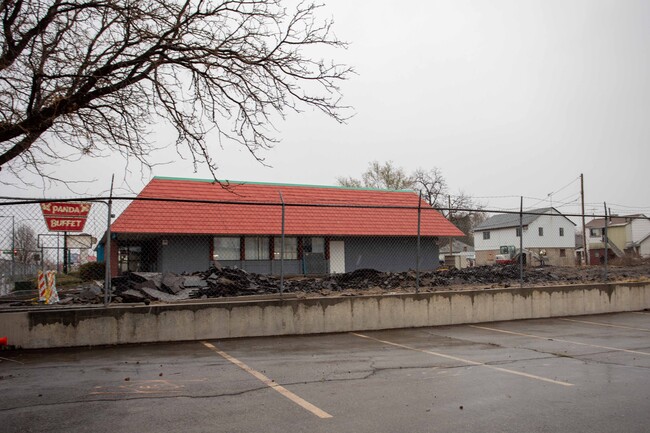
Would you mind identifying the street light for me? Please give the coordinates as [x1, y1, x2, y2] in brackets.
[0, 215, 15, 289]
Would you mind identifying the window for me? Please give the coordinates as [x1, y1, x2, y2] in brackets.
[274, 237, 298, 259]
[303, 237, 325, 254]
[482, 231, 490, 240]
[538, 227, 544, 236]
[516, 228, 521, 237]
[559, 227, 564, 237]
[119, 245, 141, 272]
[590, 228, 600, 237]
[213, 237, 240, 261]
[245, 237, 269, 260]
[559, 249, 566, 257]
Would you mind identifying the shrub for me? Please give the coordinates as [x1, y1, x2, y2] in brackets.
[79, 262, 105, 281]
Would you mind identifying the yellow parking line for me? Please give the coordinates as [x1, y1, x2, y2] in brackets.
[469, 325, 650, 356]
[350, 332, 573, 387]
[202, 341, 332, 419]
[560, 317, 650, 332]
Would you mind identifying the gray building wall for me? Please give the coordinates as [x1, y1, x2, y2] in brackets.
[159, 236, 212, 274]
[341, 236, 439, 273]
[148, 235, 439, 275]
[217, 260, 302, 275]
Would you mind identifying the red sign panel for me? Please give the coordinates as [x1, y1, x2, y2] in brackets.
[40, 202, 92, 232]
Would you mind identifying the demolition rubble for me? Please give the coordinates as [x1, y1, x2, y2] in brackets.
[26, 263, 650, 305]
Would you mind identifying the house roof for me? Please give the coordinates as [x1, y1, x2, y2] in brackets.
[474, 207, 575, 231]
[585, 214, 647, 229]
[111, 177, 464, 237]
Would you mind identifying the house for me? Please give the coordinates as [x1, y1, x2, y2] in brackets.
[585, 214, 650, 263]
[107, 177, 463, 276]
[438, 240, 475, 268]
[473, 207, 576, 266]
[639, 233, 650, 258]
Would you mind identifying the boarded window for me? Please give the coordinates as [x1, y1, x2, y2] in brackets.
[245, 237, 269, 260]
[274, 237, 298, 260]
[213, 237, 240, 261]
[303, 237, 325, 253]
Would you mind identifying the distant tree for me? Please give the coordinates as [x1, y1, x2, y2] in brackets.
[338, 161, 485, 245]
[14, 224, 37, 264]
[0, 0, 352, 183]
[412, 168, 447, 208]
[337, 161, 413, 190]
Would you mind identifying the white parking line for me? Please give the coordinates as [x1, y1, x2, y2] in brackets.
[202, 341, 332, 419]
[560, 317, 650, 332]
[469, 325, 650, 356]
[350, 332, 573, 387]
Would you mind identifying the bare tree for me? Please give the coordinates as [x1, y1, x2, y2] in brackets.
[412, 168, 447, 208]
[337, 161, 413, 190]
[14, 224, 37, 264]
[339, 161, 486, 245]
[0, 0, 352, 183]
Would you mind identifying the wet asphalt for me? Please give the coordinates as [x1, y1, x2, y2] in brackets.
[1, 311, 650, 433]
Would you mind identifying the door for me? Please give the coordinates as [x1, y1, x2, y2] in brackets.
[329, 240, 345, 274]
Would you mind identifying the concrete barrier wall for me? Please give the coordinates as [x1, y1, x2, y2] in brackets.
[3, 282, 649, 349]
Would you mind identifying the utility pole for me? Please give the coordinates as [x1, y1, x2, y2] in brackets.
[581, 174, 588, 266]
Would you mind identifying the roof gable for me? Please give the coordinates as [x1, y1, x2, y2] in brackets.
[475, 207, 576, 231]
[585, 214, 648, 229]
[111, 177, 464, 237]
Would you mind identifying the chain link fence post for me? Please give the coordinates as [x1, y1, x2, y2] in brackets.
[603, 202, 609, 282]
[279, 192, 285, 295]
[519, 197, 524, 288]
[416, 192, 421, 293]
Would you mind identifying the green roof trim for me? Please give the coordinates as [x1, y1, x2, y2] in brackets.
[152, 176, 415, 193]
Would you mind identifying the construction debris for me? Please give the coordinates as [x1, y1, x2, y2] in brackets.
[2, 263, 649, 306]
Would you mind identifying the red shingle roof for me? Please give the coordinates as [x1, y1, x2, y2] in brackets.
[111, 177, 464, 237]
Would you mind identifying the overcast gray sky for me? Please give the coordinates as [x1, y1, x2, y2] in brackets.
[2, 0, 649, 217]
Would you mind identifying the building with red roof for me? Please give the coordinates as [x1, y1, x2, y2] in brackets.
[108, 177, 463, 276]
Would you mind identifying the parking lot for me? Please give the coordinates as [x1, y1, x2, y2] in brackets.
[1, 311, 650, 433]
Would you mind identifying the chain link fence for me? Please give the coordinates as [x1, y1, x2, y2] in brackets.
[0, 194, 648, 300]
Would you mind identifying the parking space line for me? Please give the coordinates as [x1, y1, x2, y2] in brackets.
[350, 332, 573, 387]
[469, 325, 650, 356]
[201, 341, 332, 419]
[559, 317, 650, 332]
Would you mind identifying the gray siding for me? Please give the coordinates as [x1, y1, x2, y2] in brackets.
[160, 236, 211, 274]
[341, 236, 439, 272]
[218, 260, 302, 275]
[153, 235, 439, 275]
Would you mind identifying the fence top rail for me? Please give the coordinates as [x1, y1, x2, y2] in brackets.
[0, 196, 645, 221]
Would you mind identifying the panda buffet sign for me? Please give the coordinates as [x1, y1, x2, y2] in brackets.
[40, 202, 92, 232]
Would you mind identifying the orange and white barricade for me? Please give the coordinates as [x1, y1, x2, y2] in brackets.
[38, 271, 59, 304]
[46, 271, 59, 304]
[38, 271, 47, 302]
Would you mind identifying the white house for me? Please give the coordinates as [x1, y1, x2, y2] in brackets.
[585, 214, 650, 263]
[639, 233, 650, 258]
[473, 207, 576, 266]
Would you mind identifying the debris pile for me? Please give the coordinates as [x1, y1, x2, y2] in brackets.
[2, 263, 648, 307]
